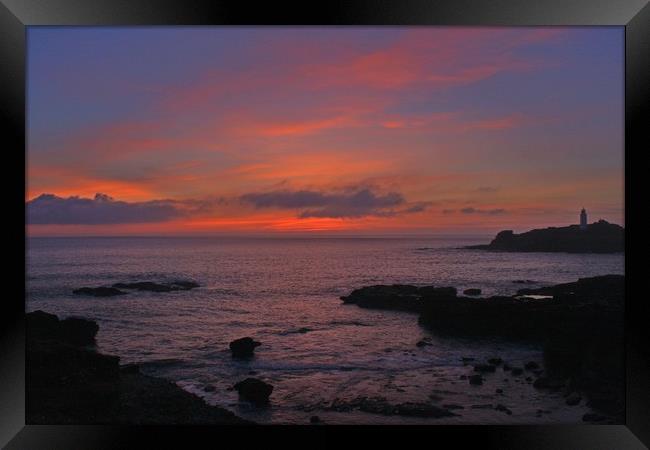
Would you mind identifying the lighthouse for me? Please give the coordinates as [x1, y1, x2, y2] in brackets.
[580, 208, 587, 230]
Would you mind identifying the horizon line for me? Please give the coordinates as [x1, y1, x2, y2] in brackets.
[26, 232, 495, 239]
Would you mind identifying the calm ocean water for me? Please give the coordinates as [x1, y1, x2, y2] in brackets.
[26, 236, 624, 424]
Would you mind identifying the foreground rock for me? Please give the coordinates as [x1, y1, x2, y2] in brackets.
[473, 364, 497, 373]
[233, 378, 273, 405]
[229, 337, 262, 358]
[469, 374, 484, 385]
[465, 220, 623, 253]
[566, 392, 582, 406]
[341, 285, 456, 312]
[73, 287, 126, 297]
[515, 275, 624, 307]
[26, 310, 98, 346]
[463, 288, 481, 296]
[73, 280, 200, 296]
[27, 311, 250, 424]
[341, 275, 625, 422]
[532, 375, 565, 390]
[112, 280, 200, 292]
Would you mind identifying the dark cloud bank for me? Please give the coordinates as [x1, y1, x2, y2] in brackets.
[443, 207, 507, 215]
[240, 188, 430, 219]
[27, 188, 433, 225]
[27, 193, 182, 225]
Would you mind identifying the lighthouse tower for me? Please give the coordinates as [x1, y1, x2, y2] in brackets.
[580, 208, 587, 230]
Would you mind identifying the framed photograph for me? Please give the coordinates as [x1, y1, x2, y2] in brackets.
[2, 0, 648, 447]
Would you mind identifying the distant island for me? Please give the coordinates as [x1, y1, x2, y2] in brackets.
[466, 218, 624, 254]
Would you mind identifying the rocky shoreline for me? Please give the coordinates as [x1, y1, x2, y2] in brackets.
[26, 310, 251, 424]
[341, 275, 625, 423]
[27, 275, 624, 425]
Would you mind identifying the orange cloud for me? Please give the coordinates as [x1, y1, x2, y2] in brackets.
[220, 151, 398, 184]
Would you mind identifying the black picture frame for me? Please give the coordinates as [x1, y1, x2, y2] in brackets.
[2, 0, 648, 447]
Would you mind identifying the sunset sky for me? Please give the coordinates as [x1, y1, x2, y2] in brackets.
[27, 27, 624, 236]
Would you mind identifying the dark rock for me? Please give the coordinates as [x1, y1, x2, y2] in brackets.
[473, 364, 497, 373]
[418, 286, 457, 300]
[26, 310, 61, 341]
[310, 415, 320, 424]
[463, 288, 482, 296]
[120, 364, 140, 374]
[471, 404, 493, 409]
[418, 289, 589, 340]
[525, 377, 532, 382]
[465, 221, 624, 254]
[566, 392, 582, 406]
[495, 404, 513, 415]
[525, 361, 540, 370]
[112, 282, 172, 292]
[416, 339, 432, 347]
[542, 307, 624, 421]
[443, 404, 464, 410]
[502, 363, 512, 371]
[516, 275, 624, 307]
[111, 280, 199, 292]
[344, 275, 625, 423]
[461, 357, 475, 362]
[340, 285, 419, 310]
[26, 311, 251, 424]
[26, 309, 59, 330]
[459, 375, 467, 380]
[28, 340, 120, 386]
[393, 403, 455, 418]
[533, 376, 565, 390]
[347, 275, 623, 343]
[496, 389, 503, 394]
[27, 311, 98, 346]
[469, 374, 483, 385]
[58, 317, 99, 346]
[170, 280, 200, 290]
[73, 287, 126, 297]
[488, 357, 503, 366]
[233, 378, 273, 405]
[203, 385, 216, 393]
[341, 284, 456, 312]
[229, 337, 261, 358]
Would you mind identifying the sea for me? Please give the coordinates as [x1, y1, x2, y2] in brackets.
[26, 236, 625, 424]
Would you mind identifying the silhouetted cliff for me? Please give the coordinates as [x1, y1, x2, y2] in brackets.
[466, 220, 623, 253]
